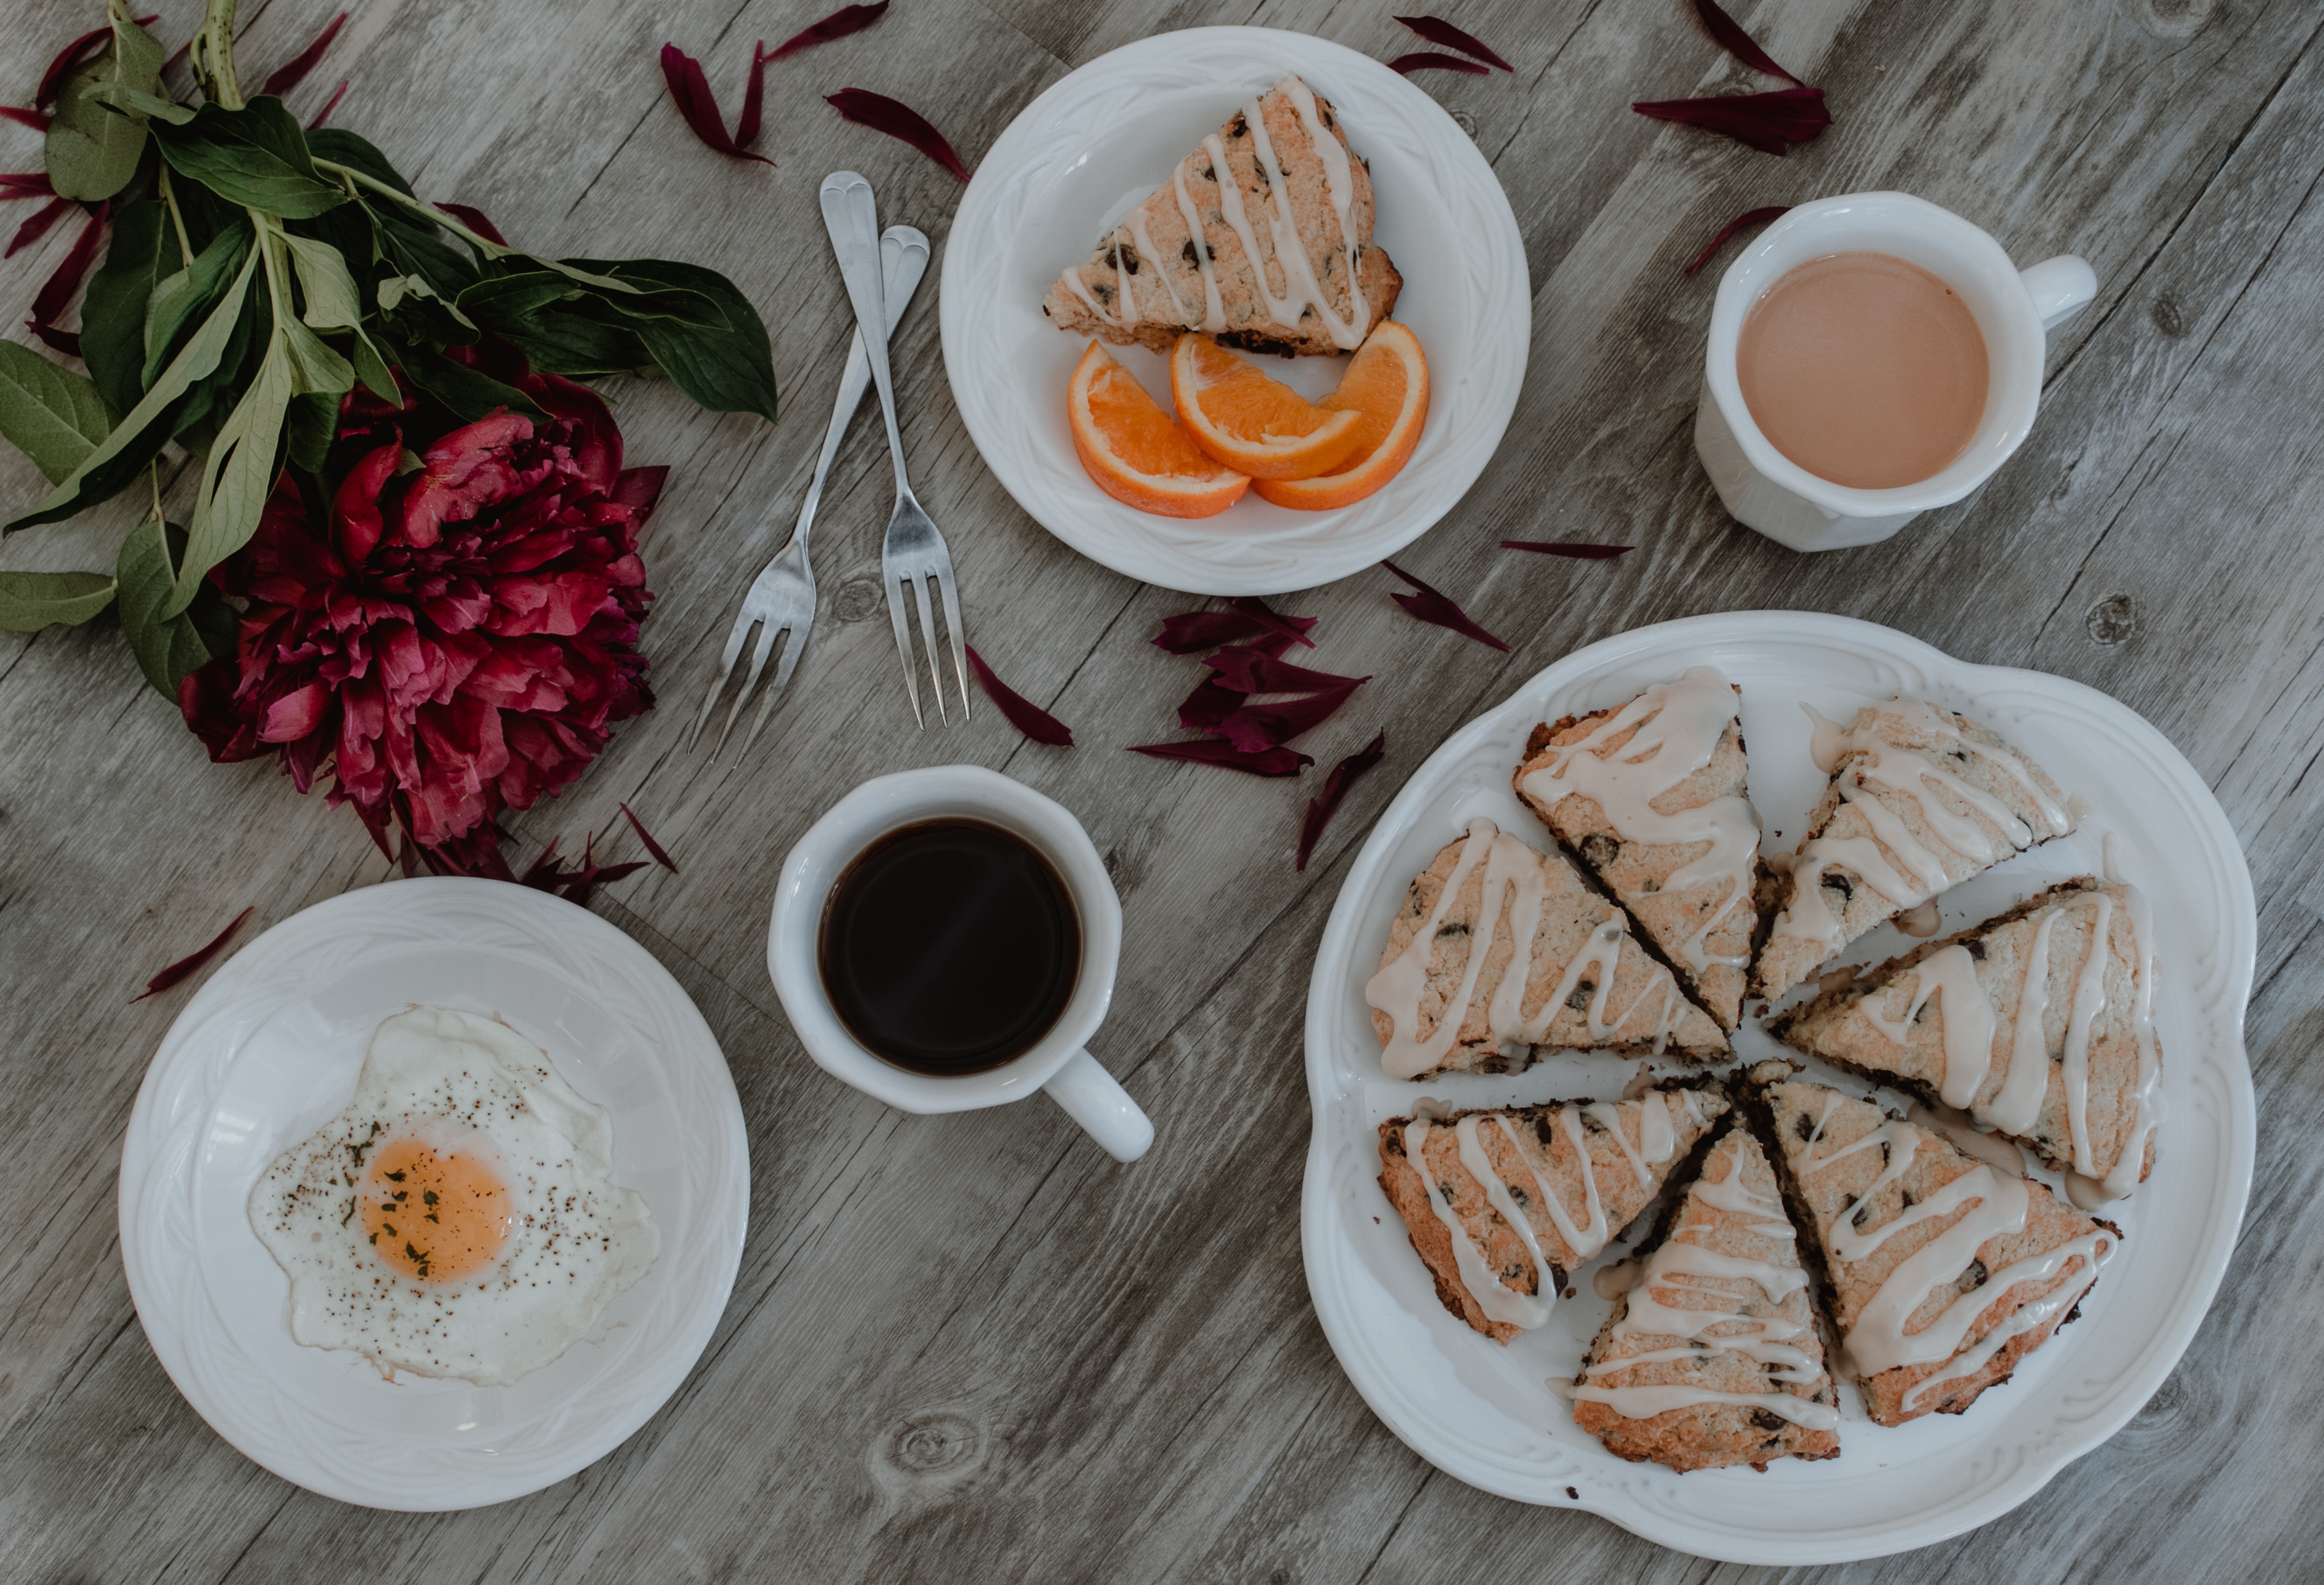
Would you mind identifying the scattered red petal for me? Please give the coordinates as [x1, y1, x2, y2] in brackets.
[1382, 560, 1509, 651]
[965, 645, 1074, 747]
[518, 833, 567, 891]
[768, 3, 889, 61]
[437, 201, 507, 246]
[1683, 204, 1790, 274]
[306, 79, 349, 130]
[1297, 731, 1386, 871]
[1388, 52, 1489, 77]
[1692, 0, 1801, 85]
[1153, 597, 1317, 654]
[826, 88, 970, 181]
[559, 829, 649, 907]
[1500, 540, 1634, 560]
[1127, 739, 1312, 777]
[1205, 645, 1367, 696]
[734, 41, 772, 150]
[1393, 15, 1513, 71]
[1632, 87, 1830, 156]
[1213, 678, 1364, 752]
[3, 171, 58, 200]
[1177, 676, 1246, 732]
[25, 322, 80, 355]
[618, 802, 680, 873]
[7, 195, 75, 258]
[29, 201, 107, 343]
[660, 43, 777, 166]
[261, 10, 346, 98]
[36, 25, 114, 111]
[0, 107, 51, 132]
[131, 906, 254, 1001]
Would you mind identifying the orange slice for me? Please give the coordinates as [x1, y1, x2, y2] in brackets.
[1169, 334, 1367, 481]
[1068, 342, 1251, 518]
[1254, 322, 1430, 511]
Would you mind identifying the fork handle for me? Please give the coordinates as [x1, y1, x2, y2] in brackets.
[820, 172, 911, 496]
[796, 226, 929, 553]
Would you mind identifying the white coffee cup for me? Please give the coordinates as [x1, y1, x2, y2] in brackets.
[767, 765, 1154, 1163]
[1693, 191, 2096, 552]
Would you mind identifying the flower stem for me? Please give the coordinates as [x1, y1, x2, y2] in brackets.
[192, 0, 245, 109]
[310, 159, 509, 255]
[157, 165, 194, 269]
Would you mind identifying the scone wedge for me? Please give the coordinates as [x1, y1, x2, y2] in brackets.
[1571, 1116, 1840, 1471]
[1365, 817, 1729, 1080]
[1378, 1087, 1727, 1343]
[1756, 1078, 2117, 1426]
[1769, 879, 2161, 1200]
[1040, 75, 1402, 357]
[1755, 700, 2074, 1004]
[1515, 667, 1763, 1031]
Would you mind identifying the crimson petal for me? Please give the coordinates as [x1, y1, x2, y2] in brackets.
[1684, 204, 1790, 274]
[1500, 540, 1634, 560]
[1382, 560, 1509, 651]
[7, 197, 75, 259]
[660, 43, 777, 166]
[619, 801, 680, 872]
[1632, 87, 1830, 156]
[131, 906, 254, 1001]
[826, 88, 970, 181]
[0, 107, 50, 132]
[1691, 0, 1801, 85]
[1388, 52, 1489, 77]
[305, 79, 349, 130]
[29, 202, 108, 343]
[36, 24, 114, 110]
[1127, 739, 1312, 777]
[965, 645, 1074, 746]
[769, 4, 889, 61]
[261, 10, 347, 98]
[1153, 597, 1317, 654]
[438, 202, 507, 246]
[2, 171, 58, 200]
[1205, 645, 1367, 695]
[1297, 731, 1386, 871]
[734, 41, 772, 149]
[1213, 678, 1364, 752]
[1393, 15, 1514, 71]
[1177, 676, 1245, 732]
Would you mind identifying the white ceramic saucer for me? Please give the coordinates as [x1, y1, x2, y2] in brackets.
[1301, 611, 2256, 1562]
[941, 26, 1529, 595]
[118, 878, 750, 1510]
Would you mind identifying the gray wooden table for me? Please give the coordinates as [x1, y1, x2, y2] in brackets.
[5, 0, 2321, 1579]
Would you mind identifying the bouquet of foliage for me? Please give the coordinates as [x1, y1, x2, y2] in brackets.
[0, 0, 776, 872]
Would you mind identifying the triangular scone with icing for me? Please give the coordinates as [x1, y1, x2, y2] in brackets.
[1770, 879, 2161, 1202]
[1039, 75, 1403, 357]
[1754, 699, 2075, 1005]
[1515, 667, 1763, 1031]
[1570, 1118, 1840, 1471]
[1365, 817, 1729, 1080]
[1376, 1088, 1727, 1343]
[1756, 1078, 2117, 1426]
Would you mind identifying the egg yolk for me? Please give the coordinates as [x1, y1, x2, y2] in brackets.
[360, 1137, 513, 1284]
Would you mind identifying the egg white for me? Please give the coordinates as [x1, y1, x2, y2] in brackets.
[248, 1005, 658, 1387]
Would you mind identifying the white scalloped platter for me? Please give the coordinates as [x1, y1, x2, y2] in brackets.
[1301, 612, 2256, 1563]
[118, 878, 750, 1511]
[941, 26, 1528, 596]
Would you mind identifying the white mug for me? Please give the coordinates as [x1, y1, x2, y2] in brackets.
[767, 765, 1154, 1163]
[1693, 191, 2097, 552]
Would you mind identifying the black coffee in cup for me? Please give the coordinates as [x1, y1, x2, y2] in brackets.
[817, 818, 1080, 1076]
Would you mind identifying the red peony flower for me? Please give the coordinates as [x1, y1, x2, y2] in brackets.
[181, 356, 667, 875]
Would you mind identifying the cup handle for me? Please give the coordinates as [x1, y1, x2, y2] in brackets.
[2020, 255, 2097, 331]
[1042, 1049, 1154, 1163]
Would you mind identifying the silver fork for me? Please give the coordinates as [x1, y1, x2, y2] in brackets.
[688, 225, 932, 755]
[818, 170, 969, 726]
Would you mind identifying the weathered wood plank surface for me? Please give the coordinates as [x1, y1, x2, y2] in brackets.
[3, 0, 2321, 1579]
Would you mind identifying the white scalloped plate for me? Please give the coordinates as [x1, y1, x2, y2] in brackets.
[118, 878, 750, 1511]
[940, 26, 1529, 595]
[1301, 611, 2256, 1563]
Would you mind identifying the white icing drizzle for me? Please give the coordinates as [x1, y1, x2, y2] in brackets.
[1570, 1135, 1839, 1431]
[1898, 1232, 2108, 1411]
[1366, 818, 1663, 1080]
[1168, 166, 1228, 332]
[1126, 210, 1195, 327]
[2057, 890, 2115, 1177]
[1864, 945, 1996, 1108]
[1517, 667, 1760, 975]
[1780, 701, 2071, 953]
[1409, 1095, 1690, 1333]
[1062, 231, 1135, 326]
[1199, 88, 1370, 352]
[2102, 835, 2166, 1199]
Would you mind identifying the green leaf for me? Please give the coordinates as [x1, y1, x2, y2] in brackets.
[281, 314, 354, 397]
[0, 340, 114, 484]
[456, 271, 577, 326]
[0, 569, 115, 632]
[117, 516, 233, 696]
[395, 345, 542, 423]
[152, 98, 345, 219]
[81, 198, 166, 415]
[285, 390, 338, 474]
[304, 128, 414, 195]
[144, 221, 253, 388]
[171, 328, 293, 616]
[5, 243, 258, 536]
[496, 309, 652, 379]
[45, 3, 165, 202]
[572, 258, 776, 423]
[281, 233, 364, 327]
[93, 81, 192, 125]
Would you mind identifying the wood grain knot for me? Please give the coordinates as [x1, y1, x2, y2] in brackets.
[2085, 593, 2138, 646]
[831, 575, 889, 625]
[2150, 295, 2187, 338]
[2129, 0, 2215, 39]
[877, 1410, 983, 1479]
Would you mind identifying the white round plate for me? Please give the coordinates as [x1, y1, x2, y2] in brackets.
[118, 878, 750, 1511]
[1301, 611, 2256, 1563]
[941, 26, 1529, 596]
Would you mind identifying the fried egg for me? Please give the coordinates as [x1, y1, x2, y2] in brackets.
[249, 1005, 657, 1387]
